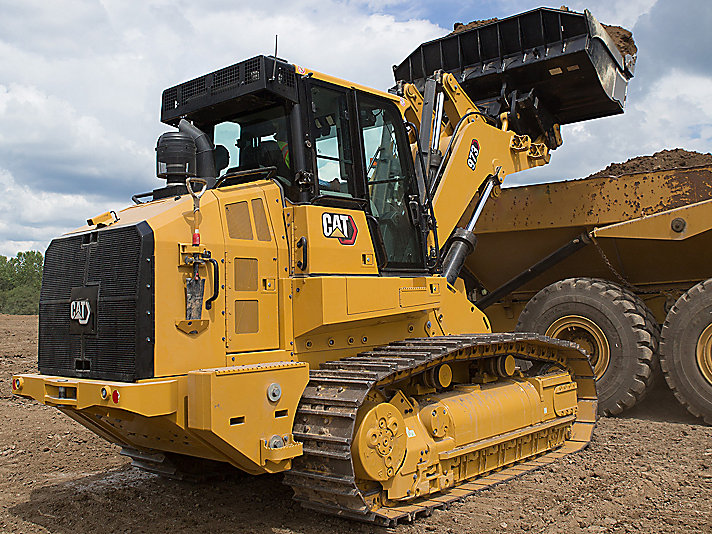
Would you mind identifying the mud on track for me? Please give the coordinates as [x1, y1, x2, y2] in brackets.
[1, 315, 710, 533]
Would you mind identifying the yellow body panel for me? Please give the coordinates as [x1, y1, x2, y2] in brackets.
[13, 374, 179, 416]
[151, 194, 227, 376]
[294, 65, 402, 105]
[287, 205, 378, 276]
[188, 361, 308, 473]
[218, 184, 283, 352]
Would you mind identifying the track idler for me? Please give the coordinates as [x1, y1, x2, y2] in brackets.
[353, 403, 407, 482]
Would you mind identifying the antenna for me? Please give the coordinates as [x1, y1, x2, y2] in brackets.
[271, 35, 278, 81]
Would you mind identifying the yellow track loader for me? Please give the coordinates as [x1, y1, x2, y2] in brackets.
[12, 8, 631, 525]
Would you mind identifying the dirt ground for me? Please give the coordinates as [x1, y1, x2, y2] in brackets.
[1, 314, 710, 534]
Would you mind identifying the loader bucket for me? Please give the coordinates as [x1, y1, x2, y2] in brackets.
[394, 8, 635, 126]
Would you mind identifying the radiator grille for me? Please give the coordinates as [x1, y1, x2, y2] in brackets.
[38, 222, 154, 382]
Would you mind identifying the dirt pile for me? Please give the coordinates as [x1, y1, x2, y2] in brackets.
[602, 24, 637, 57]
[588, 148, 712, 178]
[451, 18, 498, 34]
[450, 8, 637, 59]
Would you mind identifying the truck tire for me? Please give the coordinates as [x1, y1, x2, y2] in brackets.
[516, 278, 658, 416]
[659, 279, 712, 425]
[638, 304, 662, 399]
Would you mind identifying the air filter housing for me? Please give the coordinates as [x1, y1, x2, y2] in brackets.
[156, 131, 197, 184]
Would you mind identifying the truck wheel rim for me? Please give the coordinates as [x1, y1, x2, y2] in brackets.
[546, 316, 610, 379]
[696, 323, 712, 385]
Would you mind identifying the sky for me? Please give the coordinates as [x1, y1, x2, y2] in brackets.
[0, 0, 710, 256]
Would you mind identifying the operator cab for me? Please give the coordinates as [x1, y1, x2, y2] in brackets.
[159, 55, 428, 274]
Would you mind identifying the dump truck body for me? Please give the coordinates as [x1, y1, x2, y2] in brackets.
[472, 164, 712, 324]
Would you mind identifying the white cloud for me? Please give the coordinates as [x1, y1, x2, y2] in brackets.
[0, 83, 153, 194]
[0, 0, 444, 256]
[0, 168, 115, 256]
[566, 0, 657, 29]
[0, 0, 710, 256]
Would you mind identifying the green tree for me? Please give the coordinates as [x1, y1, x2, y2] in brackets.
[11, 251, 43, 288]
[0, 255, 14, 292]
[1, 285, 40, 314]
[0, 250, 43, 315]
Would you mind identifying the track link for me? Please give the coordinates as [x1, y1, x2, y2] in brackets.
[284, 333, 597, 526]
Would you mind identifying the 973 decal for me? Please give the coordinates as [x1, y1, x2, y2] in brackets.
[322, 212, 358, 245]
[467, 139, 480, 171]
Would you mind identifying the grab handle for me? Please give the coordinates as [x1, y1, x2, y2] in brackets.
[296, 237, 308, 271]
[186, 177, 208, 213]
[205, 258, 219, 310]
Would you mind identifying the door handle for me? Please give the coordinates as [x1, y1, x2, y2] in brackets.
[296, 237, 308, 271]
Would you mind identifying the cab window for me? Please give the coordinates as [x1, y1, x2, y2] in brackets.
[212, 105, 293, 188]
[310, 85, 354, 197]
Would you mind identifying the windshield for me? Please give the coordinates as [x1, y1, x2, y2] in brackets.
[212, 105, 292, 186]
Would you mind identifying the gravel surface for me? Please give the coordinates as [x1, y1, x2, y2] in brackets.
[1, 315, 710, 533]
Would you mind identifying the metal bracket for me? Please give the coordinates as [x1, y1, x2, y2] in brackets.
[260, 437, 303, 466]
[175, 319, 209, 335]
[87, 210, 119, 228]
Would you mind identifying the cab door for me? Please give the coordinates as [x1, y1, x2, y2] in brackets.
[217, 185, 280, 353]
[298, 80, 426, 274]
[355, 92, 426, 272]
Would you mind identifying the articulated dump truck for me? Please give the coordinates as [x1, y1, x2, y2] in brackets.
[12, 8, 633, 525]
[468, 164, 712, 425]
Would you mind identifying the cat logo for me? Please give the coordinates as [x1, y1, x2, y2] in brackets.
[467, 139, 480, 171]
[322, 212, 358, 245]
[70, 300, 91, 325]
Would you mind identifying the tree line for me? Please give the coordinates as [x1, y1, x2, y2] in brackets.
[0, 251, 43, 315]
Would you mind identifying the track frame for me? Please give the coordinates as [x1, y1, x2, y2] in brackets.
[284, 333, 596, 525]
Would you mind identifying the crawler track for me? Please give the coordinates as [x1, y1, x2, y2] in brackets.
[284, 333, 597, 526]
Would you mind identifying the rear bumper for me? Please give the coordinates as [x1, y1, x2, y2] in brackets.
[11, 361, 309, 474]
[11, 373, 177, 416]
